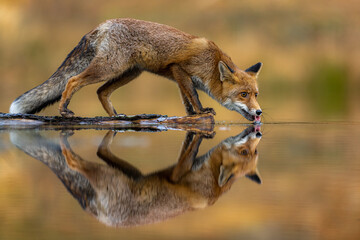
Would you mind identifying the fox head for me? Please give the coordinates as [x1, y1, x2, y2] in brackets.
[217, 126, 262, 189]
[218, 61, 263, 121]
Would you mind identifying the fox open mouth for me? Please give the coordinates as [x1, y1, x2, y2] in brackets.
[239, 108, 256, 121]
[223, 101, 261, 122]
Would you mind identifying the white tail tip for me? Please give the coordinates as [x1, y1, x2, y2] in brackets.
[9, 101, 22, 114]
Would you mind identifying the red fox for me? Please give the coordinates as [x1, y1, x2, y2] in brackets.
[10, 126, 262, 227]
[9, 18, 263, 121]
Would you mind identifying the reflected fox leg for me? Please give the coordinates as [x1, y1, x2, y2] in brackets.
[97, 130, 143, 179]
[60, 133, 87, 171]
[179, 131, 195, 155]
[171, 132, 203, 182]
[59, 132, 114, 189]
[59, 58, 131, 117]
[97, 68, 142, 116]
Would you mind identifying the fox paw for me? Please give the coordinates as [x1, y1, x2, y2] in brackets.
[201, 107, 216, 115]
[203, 131, 216, 139]
[60, 108, 75, 118]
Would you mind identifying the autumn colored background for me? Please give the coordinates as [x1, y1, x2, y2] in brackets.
[0, 1, 359, 240]
[0, 0, 359, 122]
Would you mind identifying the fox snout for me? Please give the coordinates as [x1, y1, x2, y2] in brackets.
[255, 109, 262, 116]
[231, 101, 262, 122]
[247, 108, 262, 123]
[249, 108, 262, 117]
[251, 108, 262, 122]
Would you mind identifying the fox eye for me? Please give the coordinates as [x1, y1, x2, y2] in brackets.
[255, 93, 258, 98]
[241, 149, 248, 155]
[240, 92, 248, 98]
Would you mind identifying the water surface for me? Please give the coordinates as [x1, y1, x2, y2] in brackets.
[0, 123, 359, 240]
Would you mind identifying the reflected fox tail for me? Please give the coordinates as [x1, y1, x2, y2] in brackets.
[9, 130, 96, 210]
[9, 35, 96, 114]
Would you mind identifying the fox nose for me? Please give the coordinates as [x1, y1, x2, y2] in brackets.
[256, 110, 262, 116]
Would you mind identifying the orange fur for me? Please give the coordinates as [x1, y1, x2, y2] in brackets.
[10, 18, 263, 121]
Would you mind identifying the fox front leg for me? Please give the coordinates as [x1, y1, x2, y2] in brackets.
[182, 90, 216, 116]
[171, 131, 204, 182]
[171, 65, 216, 116]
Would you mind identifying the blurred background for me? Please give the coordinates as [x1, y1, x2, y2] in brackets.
[0, 0, 359, 122]
[1, 2, 360, 239]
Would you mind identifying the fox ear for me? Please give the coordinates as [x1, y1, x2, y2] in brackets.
[218, 61, 235, 82]
[218, 165, 234, 187]
[245, 62, 263, 78]
[245, 169, 262, 184]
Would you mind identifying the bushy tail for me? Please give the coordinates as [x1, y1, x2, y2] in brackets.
[10, 34, 96, 114]
[9, 74, 67, 114]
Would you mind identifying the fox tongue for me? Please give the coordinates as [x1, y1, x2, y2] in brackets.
[254, 116, 261, 122]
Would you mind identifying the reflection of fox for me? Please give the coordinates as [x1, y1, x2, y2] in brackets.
[10, 18, 263, 121]
[10, 126, 262, 227]
[62, 127, 261, 226]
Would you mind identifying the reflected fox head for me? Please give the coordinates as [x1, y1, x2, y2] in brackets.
[219, 61, 263, 121]
[217, 126, 262, 188]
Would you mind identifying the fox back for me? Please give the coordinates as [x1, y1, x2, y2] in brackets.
[10, 18, 263, 121]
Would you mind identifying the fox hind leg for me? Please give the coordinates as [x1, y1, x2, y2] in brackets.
[59, 57, 132, 117]
[59, 74, 85, 117]
[97, 68, 142, 116]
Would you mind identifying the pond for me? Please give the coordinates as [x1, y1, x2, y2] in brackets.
[0, 122, 359, 240]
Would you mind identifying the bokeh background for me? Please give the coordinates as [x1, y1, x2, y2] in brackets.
[1, 1, 360, 239]
[0, 0, 359, 122]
